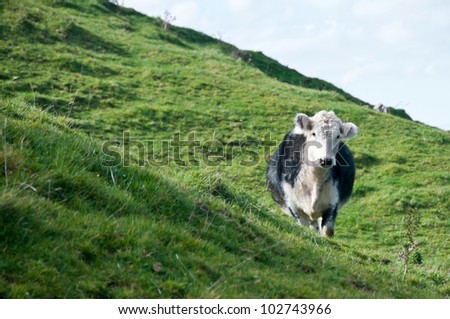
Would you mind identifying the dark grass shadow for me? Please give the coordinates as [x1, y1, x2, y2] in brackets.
[3, 11, 58, 44]
[171, 26, 218, 45]
[0, 196, 44, 249]
[64, 23, 129, 56]
[156, 32, 193, 49]
[52, 1, 85, 12]
[352, 184, 377, 198]
[0, 0, 8, 14]
[353, 152, 381, 169]
[58, 59, 120, 77]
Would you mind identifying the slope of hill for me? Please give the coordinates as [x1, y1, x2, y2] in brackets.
[0, 0, 449, 298]
[244, 50, 368, 106]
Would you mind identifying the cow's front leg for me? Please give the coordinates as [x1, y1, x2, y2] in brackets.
[320, 205, 338, 238]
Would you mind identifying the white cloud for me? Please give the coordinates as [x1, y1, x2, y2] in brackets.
[304, 24, 315, 32]
[341, 67, 364, 84]
[424, 64, 436, 75]
[378, 21, 411, 44]
[227, 0, 252, 12]
[352, 0, 393, 17]
[346, 26, 365, 39]
[169, 1, 200, 27]
[403, 65, 417, 76]
[123, 0, 165, 17]
[425, 6, 450, 27]
[341, 61, 387, 85]
[123, 0, 202, 27]
[304, 0, 347, 9]
[244, 19, 343, 56]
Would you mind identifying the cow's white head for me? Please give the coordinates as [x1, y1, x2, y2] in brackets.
[293, 110, 358, 168]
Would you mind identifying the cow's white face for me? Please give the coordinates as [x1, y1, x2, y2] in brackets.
[293, 111, 358, 168]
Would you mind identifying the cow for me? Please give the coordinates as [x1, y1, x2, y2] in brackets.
[267, 110, 358, 238]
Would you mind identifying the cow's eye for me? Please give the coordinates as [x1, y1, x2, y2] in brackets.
[312, 132, 316, 136]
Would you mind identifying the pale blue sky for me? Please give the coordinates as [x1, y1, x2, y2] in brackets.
[123, 0, 450, 130]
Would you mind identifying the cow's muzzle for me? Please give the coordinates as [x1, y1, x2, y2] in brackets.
[319, 157, 335, 167]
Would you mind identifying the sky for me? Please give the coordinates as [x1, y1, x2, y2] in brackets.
[122, 0, 450, 130]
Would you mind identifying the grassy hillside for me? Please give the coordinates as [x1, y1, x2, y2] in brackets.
[0, 0, 449, 298]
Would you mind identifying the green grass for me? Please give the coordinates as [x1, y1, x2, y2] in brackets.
[0, 0, 449, 298]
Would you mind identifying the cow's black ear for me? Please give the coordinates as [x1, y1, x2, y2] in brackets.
[341, 122, 358, 139]
[294, 113, 312, 131]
